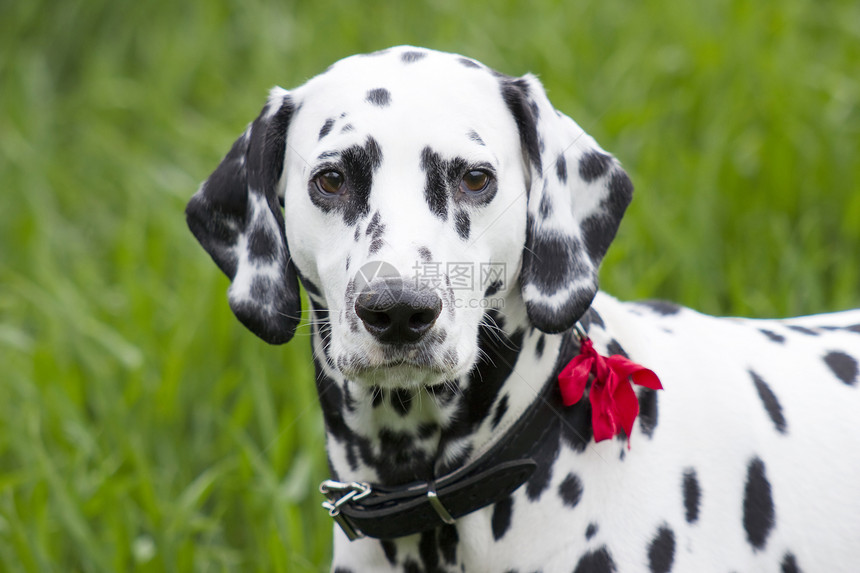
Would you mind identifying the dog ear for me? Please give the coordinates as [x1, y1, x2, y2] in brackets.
[186, 88, 300, 344]
[503, 75, 633, 333]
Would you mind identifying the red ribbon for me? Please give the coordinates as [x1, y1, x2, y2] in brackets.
[558, 338, 663, 446]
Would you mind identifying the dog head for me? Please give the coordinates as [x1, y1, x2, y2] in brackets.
[187, 46, 632, 388]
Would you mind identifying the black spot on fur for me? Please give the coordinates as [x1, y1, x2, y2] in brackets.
[467, 130, 485, 145]
[260, 100, 294, 198]
[368, 427, 434, 484]
[246, 223, 279, 265]
[522, 217, 591, 295]
[491, 496, 513, 540]
[371, 386, 384, 408]
[647, 525, 676, 573]
[318, 118, 335, 140]
[417, 246, 433, 263]
[823, 351, 858, 386]
[585, 523, 598, 540]
[344, 443, 358, 471]
[582, 308, 605, 331]
[429, 380, 457, 406]
[420, 147, 453, 221]
[380, 540, 397, 565]
[606, 339, 628, 358]
[364, 135, 383, 169]
[353, 226, 361, 242]
[750, 370, 787, 433]
[556, 153, 568, 183]
[418, 530, 439, 573]
[401, 50, 426, 63]
[439, 524, 459, 564]
[391, 388, 413, 416]
[581, 170, 633, 264]
[560, 407, 595, 453]
[781, 552, 802, 573]
[639, 300, 682, 316]
[578, 150, 613, 182]
[297, 273, 321, 297]
[573, 547, 617, 573]
[249, 275, 274, 302]
[314, 362, 350, 442]
[459, 57, 481, 68]
[788, 325, 819, 336]
[310, 136, 382, 226]
[608, 170, 634, 213]
[491, 394, 509, 430]
[455, 210, 471, 240]
[364, 211, 387, 254]
[417, 423, 439, 441]
[638, 388, 658, 437]
[343, 383, 356, 413]
[484, 279, 503, 297]
[403, 559, 421, 573]
[314, 305, 334, 364]
[682, 468, 701, 523]
[558, 473, 583, 508]
[743, 457, 775, 550]
[366, 88, 391, 107]
[526, 413, 561, 499]
[760, 329, 786, 343]
[535, 334, 546, 358]
[333, 568, 353, 573]
[463, 313, 523, 427]
[365, 210, 382, 236]
[501, 78, 542, 176]
[340, 123, 354, 134]
[538, 188, 553, 219]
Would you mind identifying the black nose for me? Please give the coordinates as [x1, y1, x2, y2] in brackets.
[354, 281, 442, 344]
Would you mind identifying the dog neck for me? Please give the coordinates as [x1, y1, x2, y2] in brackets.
[309, 298, 593, 488]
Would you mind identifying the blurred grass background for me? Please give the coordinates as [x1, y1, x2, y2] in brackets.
[1, 0, 858, 570]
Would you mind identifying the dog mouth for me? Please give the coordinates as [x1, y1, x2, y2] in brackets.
[336, 343, 462, 388]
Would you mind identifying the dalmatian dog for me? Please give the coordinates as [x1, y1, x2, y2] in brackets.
[186, 46, 860, 572]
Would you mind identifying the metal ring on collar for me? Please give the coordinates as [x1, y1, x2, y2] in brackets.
[426, 481, 456, 525]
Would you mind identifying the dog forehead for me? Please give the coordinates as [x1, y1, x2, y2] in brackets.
[292, 47, 512, 140]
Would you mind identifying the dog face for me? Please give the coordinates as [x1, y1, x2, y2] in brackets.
[187, 46, 632, 389]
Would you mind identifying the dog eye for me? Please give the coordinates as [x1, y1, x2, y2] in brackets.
[460, 170, 491, 194]
[314, 171, 345, 195]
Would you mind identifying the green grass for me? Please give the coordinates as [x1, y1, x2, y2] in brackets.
[1, 0, 858, 570]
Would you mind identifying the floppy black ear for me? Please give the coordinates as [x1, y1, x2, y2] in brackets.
[186, 88, 300, 344]
[503, 75, 633, 333]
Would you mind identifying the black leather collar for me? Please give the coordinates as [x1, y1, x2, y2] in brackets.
[319, 374, 560, 540]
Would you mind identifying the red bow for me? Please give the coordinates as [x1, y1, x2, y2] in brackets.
[558, 338, 663, 446]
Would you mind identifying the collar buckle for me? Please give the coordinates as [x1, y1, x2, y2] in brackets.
[319, 480, 372, 541]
